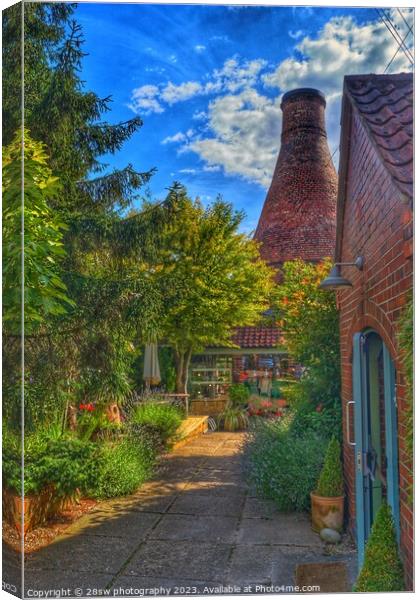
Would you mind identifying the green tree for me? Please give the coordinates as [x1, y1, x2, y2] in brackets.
[316, 436, 344, 497]
[275, 259, 341, 409]
[149, 184, 275, 393]
[354, 503, 405, 592]
[2, 128, 73, 334]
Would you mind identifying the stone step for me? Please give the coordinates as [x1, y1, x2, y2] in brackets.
[172, 416, 209, 450]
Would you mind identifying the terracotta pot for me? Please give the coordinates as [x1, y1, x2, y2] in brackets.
[310, 491, 344, 533]
[2, 486, 59, 535]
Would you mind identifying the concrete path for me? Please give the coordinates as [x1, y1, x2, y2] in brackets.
[4, 432, 357, 597]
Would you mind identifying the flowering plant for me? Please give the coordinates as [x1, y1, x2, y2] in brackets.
[79, 403, 95, 412]
[247, 397, 285, 418]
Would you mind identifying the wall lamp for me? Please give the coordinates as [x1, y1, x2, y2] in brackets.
[319, 256, 364, 290]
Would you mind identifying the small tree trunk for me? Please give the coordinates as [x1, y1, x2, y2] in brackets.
[182, 347, 193, 394]
[175, 350, 185, 394]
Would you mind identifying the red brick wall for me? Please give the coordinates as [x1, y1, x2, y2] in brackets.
[338, 109, 413, 587]
[254, 89, 337, 269]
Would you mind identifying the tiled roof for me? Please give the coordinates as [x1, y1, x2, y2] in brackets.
[231, 326, 284, 349]
[344, 73, 413, 199]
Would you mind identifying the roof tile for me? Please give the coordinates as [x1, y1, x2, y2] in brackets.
[344, 73, 413, 198]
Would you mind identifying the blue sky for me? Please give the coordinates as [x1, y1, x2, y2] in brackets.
[76, 3, 414, 232]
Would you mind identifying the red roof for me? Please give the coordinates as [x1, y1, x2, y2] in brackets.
[344, 73, 413, 199]
[231, 326, 284, 349]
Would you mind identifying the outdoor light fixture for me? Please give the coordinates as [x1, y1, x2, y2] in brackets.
[319, 256, 364, 290]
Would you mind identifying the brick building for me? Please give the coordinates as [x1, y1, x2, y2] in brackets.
[191, 88, 337, 395]
[332, 73, 413, 586]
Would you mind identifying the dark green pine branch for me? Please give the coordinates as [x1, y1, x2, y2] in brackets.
[78, 164, 156, 209]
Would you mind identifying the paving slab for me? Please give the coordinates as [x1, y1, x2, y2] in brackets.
[121, 540, 232, 580]
[149, 514, 240, 543]
[168, 492, 243, 517]
[96, 492, 177, 514]
[24, 533, 139, 574]
[63, 509, 160, 540]
[237, 515, 323, 547]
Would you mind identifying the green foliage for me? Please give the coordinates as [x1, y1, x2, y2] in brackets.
[397, 294, 413, 492]
[2, 129, 74, 334]
[316, 437, 344, 497]
[92, 435, 157, 499]
[131, 402, 183, 448]
[246, 418, 328, 511]
[228, 383, 250, 407]
[3, 429, 98, 497]
[289, 401, 342, 441]
[354, 503, 405, 592]
[274, 259, 341, 438]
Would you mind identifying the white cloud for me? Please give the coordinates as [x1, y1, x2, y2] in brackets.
[192, 110, 208, 121]
[128, 84, 163, 114]
[161, 129, 195, 145]
[194, 45, 206, 53]
[128, 57, 269, 115]
[187, 89, 280, 187]
[161, 81, 203, 104]
[203, 165, 221, 172]
[179, 168, 196, 174]
[161, 131, 188, 145]
[288, 29, 304, 40]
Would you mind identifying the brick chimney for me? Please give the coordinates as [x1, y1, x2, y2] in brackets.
[254, 88, 337, 271]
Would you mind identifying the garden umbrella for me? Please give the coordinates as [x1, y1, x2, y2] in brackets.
[143, 342, 161, 386]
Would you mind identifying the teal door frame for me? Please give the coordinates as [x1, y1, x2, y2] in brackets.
[352, 331, 400, 569]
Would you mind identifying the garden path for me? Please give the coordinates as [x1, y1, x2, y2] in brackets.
[5, 432, 357, 597]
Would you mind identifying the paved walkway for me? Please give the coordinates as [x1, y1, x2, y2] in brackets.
[4, 432, 357, 597]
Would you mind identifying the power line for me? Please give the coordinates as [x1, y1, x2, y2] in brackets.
[377, 9, 414, 65]
[397, 8, 414, 38]
[384, 27, 413, 73]
[382, 9, 414, 62]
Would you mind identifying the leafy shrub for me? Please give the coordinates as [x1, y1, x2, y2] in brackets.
[228, 383, 249, 407]
[289, 399, 342, 441]
[316, 437, 344, 497]
[246, 418, 327, 511]
[354, 503, 405, 592]
[2, 429, 98, 498]
[131, 402, 182, 448]
[92, 435, 157, 499]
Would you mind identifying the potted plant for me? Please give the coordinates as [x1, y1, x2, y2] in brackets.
[310, 436, 344, 532]
[220, 405, 249, 432]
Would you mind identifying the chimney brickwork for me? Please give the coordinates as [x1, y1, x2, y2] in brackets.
[254, 88, 337, 270]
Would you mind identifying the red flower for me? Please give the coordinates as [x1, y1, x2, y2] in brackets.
[316, 403, 323, 413]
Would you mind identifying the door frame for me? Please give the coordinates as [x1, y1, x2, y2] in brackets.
[352, 330, 400, 568]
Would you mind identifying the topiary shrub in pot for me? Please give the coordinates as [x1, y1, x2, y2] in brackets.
[310, 436, 344, 532]
[354, 503, 405, 592]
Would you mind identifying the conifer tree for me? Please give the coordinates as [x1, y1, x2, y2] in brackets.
[354, 503, 405, 592]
